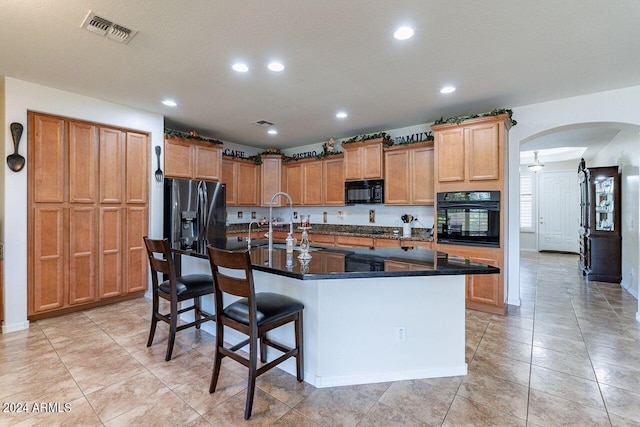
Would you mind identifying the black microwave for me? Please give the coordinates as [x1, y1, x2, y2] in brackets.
[345, 180, 384, 204]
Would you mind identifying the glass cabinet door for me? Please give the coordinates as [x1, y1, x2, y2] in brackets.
[594, 176, 614, 231]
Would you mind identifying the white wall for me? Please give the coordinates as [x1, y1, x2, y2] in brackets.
[588, 130, 640, 297]
[509, 85, 640, 313]
[1, 77, 164, 333]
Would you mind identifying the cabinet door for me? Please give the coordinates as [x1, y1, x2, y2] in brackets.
[466, 254, 501, 307]
[436, 128, 465, 182]
[411, 146, 434, 204]
[284, 163, 303, 205]
[343, 146, 362, 181]
[68, 122, 97, 203]
[125, 132, 149, 204]
[99, 207, 122, 298]
[303, 161, 323, 205]
[467, 122, 500, 181]
[31, 207, 65, 314]
[125, 207, 148, 293]
[322, 253, 345, 272]
[384, 150, 410, 205]
[362, 143, 383, 179]
[221, 159, 237, 205]
[68, 207, 96, 305]
[260, 157, 282, 206]
[194, 144, 221, 181]
[323, 157, 344, 206]
[32, 115, 65, 203]
[237, 162, 260, 206]
[164, 138, 193, 179]
[99, 128, 124, 203]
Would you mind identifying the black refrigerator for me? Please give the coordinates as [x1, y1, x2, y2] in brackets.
[164, 178, 226, 248]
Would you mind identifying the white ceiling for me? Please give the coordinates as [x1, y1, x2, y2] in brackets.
[2, 1, 639, 151]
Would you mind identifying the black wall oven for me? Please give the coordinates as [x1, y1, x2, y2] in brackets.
[436, 191, 500, 248]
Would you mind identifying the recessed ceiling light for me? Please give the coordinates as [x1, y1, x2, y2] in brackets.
[267, 129, 278, 135]
[267, 62, 285, 72]
[336, 112, 348, 119]
[393, 26, 414, 40]
[232, 63, 249, 73]
[440, 86, 456, 94]
[162, 99, 177, 107]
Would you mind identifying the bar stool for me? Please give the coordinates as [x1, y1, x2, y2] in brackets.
[143, 236, 215, 361]
[205, 246, 304, 420]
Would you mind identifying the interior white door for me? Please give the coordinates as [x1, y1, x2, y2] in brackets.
[538, 171, 580, 252]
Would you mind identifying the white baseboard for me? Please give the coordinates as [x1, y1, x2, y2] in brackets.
[2, 320, 30, 334]
[507, 297, 521, 306]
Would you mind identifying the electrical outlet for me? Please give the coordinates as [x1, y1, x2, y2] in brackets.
[369, 209, 375, 223]
[323, 211, 328, 223]
[395, 326, 405, 342]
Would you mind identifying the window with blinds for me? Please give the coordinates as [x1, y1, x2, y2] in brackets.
[520, 173, 534, 231]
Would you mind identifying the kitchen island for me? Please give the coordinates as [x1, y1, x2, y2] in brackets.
[173, 238, 498, 387]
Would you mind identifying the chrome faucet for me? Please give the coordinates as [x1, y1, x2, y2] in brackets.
[268, 192, 294, 258]
[247, 220, 259, 249]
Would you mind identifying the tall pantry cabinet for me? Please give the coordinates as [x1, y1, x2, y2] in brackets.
[27, 112, 149, 318]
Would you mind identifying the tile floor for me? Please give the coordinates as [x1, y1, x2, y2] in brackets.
[1, 252, 640, 426]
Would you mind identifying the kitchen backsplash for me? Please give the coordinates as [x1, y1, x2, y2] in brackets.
[226, 205, 434, 229]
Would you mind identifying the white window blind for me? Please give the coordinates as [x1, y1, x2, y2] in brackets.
[520, 173, 534, 231]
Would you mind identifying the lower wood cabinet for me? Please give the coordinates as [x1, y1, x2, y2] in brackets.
[436, 243, 504, 315]
[28, 112, 148, 318]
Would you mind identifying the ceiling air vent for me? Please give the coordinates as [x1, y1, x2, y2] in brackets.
[251, 120, 275, 127]
[80, 11, 138, 44]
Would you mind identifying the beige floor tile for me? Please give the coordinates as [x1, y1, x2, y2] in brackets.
[202, 387, 291, 426]
[85, 370, 172, 422]
[531, 345, 596, 380]
[378, 379, 455, 426]
[65, 349, 147, 394]
[442, 395, 526, 426]
[272, 409, 323, 426]
[104, 390, 201, 427]
[357, 402, 429, 426]
[457, 371, 529, 420]
[469, 351, 531, 386]
[483, 321, 533, 345]
[173, 367, 246, 415]
[145, 349, 214, 389]
[610, 413, 640, 427]
[601, 383, 640, 423]
[533, 319, 584, 342]
[419, 375, 464, 395]
[294, 386, 377, 427]
[475, 334, 532, 364]
[532, 331, 589, 358]
[256, 368, 317, 407]
[593, 359, 640, 393]
[587, 342, 640, 368]
[529, 365, 605, 410]
[527, 388, 610, 426]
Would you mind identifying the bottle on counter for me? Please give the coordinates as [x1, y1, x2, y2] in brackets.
[286, 232, 294, 254]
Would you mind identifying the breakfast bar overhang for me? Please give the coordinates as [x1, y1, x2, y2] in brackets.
[174, 239, 499, 388]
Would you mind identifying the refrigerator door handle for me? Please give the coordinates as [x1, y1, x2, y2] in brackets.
[197, 181, 207, 240]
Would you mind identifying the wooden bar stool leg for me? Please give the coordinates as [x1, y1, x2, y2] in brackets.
[147, 300, 159, 347]
[260, 334, 267, 363]
[245, 334, 259, 420]
[194, 296, 202, 329]
[166, 299, 178, 361]
[209, 322, 225, 393]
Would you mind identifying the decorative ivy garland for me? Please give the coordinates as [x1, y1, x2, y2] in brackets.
[433, 108, 517, 126]
[164, 128, 224, 144]
[342, 132, 394, 145]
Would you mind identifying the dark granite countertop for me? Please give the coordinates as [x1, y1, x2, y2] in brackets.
[226, 223, 433, 242]
[172, 238, 498, 280]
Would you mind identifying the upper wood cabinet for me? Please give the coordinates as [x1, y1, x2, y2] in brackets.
[283, 155, 345, 206]
[99, 127, 124, 204]
[164, 136, 222, 181]
[69, 122, 98, 204]
[260, 154, 283, 206]
[323, 156, 345, 206]
[342, 138, 387, 181]
[384, 142, 434, 205]
[125, 132, 149, 204]
[32, 114, 65, 204]
[222, 157, 260, 206]
[431, 114, 511, 192]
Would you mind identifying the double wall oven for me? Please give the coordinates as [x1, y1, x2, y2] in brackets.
[436, 191, 500, 248]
